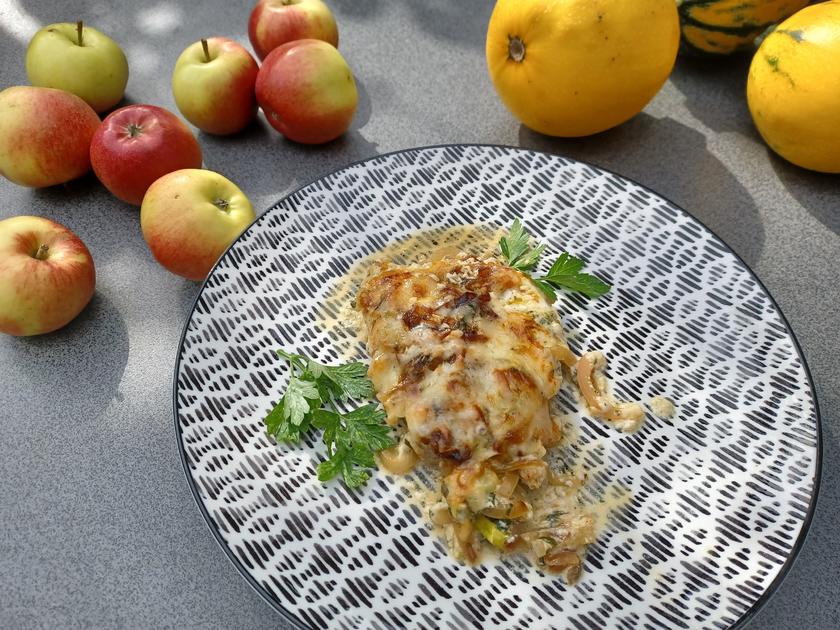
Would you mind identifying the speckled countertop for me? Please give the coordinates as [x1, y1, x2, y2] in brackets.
[1, 1, 838, 628]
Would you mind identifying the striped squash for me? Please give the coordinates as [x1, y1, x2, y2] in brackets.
[677, 0, 809, 55]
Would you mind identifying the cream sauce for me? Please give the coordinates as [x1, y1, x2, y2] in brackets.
[650, 396, 676, 419]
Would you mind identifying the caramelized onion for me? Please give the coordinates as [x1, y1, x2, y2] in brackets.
[576, 352, 609, 415]
[378, 441, 419, 475]
[454, 520, 478, 563]
[482, 499, 529, 520]
[497, 472, 519, 498]
[544, 548, 582, 582]
[493, 457, 544, 472]
[430, 503, 453, 525]
[555, 344, 578, 368]
[576, 352, 644, 432]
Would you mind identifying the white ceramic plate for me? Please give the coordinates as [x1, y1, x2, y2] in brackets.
[174, 145, 820, 630]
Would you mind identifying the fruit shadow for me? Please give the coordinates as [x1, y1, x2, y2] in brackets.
[333, 0, 491, 48]
[517, 113, 766, 268]
[30, 173, 149, 267]
[405, 0, 491, 48]
[768, 150, 840, 236]
[668, 53, 757, 136]
[0, 282, 273, 627]
[199, 79, 379, 217]
[332, 0, 384, 19]
[0, 291, 128, 425]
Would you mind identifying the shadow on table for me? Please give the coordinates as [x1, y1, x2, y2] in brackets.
[178, 277, 203, 321]
[30, 174, 154, 268]
[199, 94, 379, 212]
[29, 171, 103, 200]
[768, 150, 840, 236]
[333, 0, 383, 18]
[0, 292, 129, 423]
[405, 0, 491, 48]
[517, 114, 765, 267]
[334, 0, 491, 48]
[668, 53, 756, 136]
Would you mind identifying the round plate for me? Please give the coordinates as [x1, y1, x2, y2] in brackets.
[174, 145, 820, 630]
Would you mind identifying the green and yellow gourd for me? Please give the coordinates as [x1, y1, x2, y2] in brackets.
[677, 0, 809, 55]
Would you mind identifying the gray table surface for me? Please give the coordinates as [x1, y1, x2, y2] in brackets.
[1, 1, 837, 628]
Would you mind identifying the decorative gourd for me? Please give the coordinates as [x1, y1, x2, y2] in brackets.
[747, 1, 840, 173]
[677, 0, 809, 55]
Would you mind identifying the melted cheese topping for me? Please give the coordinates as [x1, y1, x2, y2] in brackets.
[357, 253, 593, 580]
[358, 254, 566, 463]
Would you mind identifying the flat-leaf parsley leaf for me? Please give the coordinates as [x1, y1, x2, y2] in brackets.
[499, 221, 611, 300]
[263, 350, 393, 489]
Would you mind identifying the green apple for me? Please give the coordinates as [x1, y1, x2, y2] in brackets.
[140, 169, 256, 281]
[172, 37, 259, 135]
[26, 21, 129, 113]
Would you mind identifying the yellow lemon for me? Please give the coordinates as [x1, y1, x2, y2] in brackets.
[485, 0, 680, 137]
[747, 1, 840, 173]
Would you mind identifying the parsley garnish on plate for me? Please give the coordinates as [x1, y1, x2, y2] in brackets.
[499, 219, 611, 300]
[264, 350, 393, 489]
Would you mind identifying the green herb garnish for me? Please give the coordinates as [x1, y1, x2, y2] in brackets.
[264, 350, 394, 489]
[499, 219, 611, 300]
[312, 405, 394, 488]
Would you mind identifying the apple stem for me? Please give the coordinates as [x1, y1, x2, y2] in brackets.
[34, 244, 50, 260]
[201, 38, 211, 63]
[77, 20, 84, 46]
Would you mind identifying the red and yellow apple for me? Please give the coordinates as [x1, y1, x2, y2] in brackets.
[140, 169, 255, 281]
[0, 215, 96, 336]
[0, 86, 100, 188]
[255, 39, 357, 144]
[90, 104, 203, 205]
[248, 0, 338, 61]
[26, 21, 129, 113]
[172, 37, 259, 135]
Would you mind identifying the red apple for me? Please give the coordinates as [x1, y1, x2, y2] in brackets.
[0, 215, 96, 336]
[140, 169, 256, 281]
[248, 0, 338, 61]
[172, 37, 259, 135]
[0, 86, 100, 188]
[255, 39, 357, 144]
[90, 104, 203, 205]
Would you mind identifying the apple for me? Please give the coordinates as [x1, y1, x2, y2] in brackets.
[140, 169, 255, 281]
[172, 37, 259, 135]
[0, 216, 96, 336]
[90, 104, 203, 205]
[255, 39, 357, 144]
[0, 86, 100, 188]
[26, 20, 129, 113]
[248, 0, 338, 61]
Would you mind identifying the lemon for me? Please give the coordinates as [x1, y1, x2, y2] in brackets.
[747, 1, 840, 173]
[485, 0, 680, 137]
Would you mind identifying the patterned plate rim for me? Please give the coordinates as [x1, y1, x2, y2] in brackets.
[172, 143, 823, 630]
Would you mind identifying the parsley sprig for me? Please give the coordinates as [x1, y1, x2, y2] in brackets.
[264, 350, 393, 488]
[499, 219, 611, 301]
